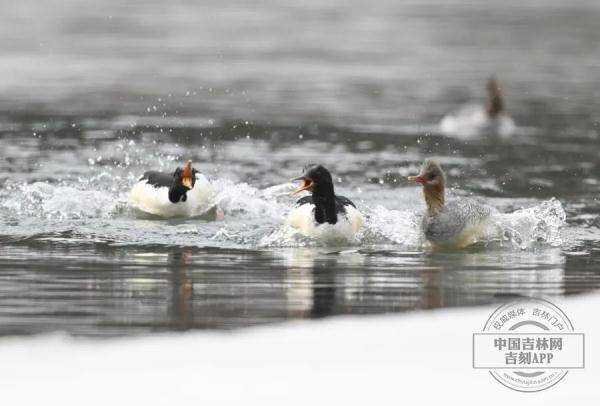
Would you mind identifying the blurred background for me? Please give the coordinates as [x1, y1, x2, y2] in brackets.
[1, 0, 598, 128]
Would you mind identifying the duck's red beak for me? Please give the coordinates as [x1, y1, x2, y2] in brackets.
[407, 175, 426, 184]
[290, 175, 315, 195]
[182, 160, 194, 189]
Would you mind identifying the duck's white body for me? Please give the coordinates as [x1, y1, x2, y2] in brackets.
[439, 105, 515, 139]
[130, 174, 214, 218]
[286, 203, 364, 241]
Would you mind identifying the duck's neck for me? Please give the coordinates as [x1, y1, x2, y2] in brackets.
[312, 184, 338, 224]
[168, 184, 188, 203]
[487, 90, 503, 118]
[424, 184, 445, 215]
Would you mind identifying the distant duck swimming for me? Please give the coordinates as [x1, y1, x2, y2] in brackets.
[484, 76, 504, 119]
[286, 164, 364, 240]
[408, 159, 495, 249]
[439, 76, 515, 138]
[130, 160, 215, 218]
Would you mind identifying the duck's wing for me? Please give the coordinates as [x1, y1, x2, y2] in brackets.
[336, 195, 363, 231]
[425, 199, 492, 243]
[296, 195, 356, 210]
[335, 195, 357, 211]
[139, 171, 174, 188]
[295, 195, 314, 207]
[454, 199, 493, 225]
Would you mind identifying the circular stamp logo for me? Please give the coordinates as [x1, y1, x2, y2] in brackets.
[473, 297, 584, 392]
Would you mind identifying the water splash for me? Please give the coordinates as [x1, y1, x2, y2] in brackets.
[0, 173, 568, 251]
[259, 221, 363, 248]
[491, 198, 566, 249]
[359, 205, 422, 247]
[211, 179, 291, 220]
[1, 182, 122, 220]
[358, 199, 566, 251]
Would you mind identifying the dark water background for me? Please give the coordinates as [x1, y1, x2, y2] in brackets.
[0, 0, 599, 336]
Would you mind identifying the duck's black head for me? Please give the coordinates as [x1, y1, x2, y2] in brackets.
[291, 164, 338, 224]
[169, 160, 196, 203]
[291, 164, 335, 197]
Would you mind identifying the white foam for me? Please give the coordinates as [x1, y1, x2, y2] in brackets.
[4, 182, 119, 220]
[491, 198, 566, 249]
[360, 205, 422, 246]
[0, 176, 569, 251]
[211, 179, 289, 220]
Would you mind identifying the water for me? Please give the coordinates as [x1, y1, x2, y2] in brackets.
[0, 0, 599, 336]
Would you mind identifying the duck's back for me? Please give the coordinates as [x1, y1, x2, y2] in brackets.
[295, 195, 356, 211]
[423, 199, 493, 247]
[139, 171, 173, 188]
[130, 173, 213, 218]
[287, 195, 363, 238]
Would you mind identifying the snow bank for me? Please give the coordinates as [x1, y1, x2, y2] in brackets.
[0, 294, 597, 405]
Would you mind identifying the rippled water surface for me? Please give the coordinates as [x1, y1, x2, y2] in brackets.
[0, 0, 599, 336]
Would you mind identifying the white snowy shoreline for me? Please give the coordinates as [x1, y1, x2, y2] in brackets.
[0, 294, 597, 405]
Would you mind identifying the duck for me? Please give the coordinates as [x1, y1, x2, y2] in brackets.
[408, 159, 495, 248]
[130, 160, 215, 218]
[439, 76, 515, 138]
[286, 164, 364, 240]
[485, 76, 504, 118]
